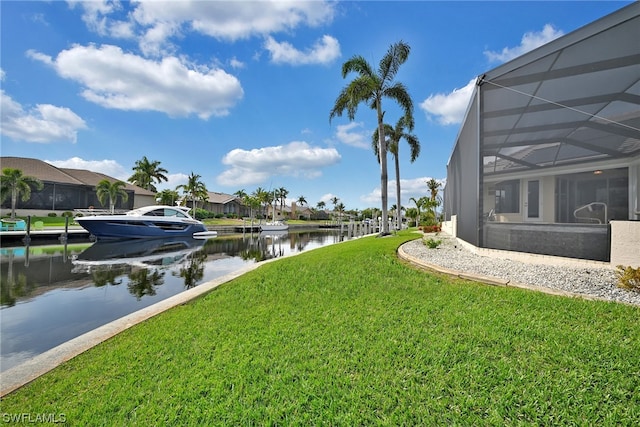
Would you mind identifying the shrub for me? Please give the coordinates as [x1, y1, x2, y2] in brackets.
[192, 208, 209, 220]
[47, 212, 57, 217]
[424, 238, 442, 249]
[62, 211, 74, 217]
[615, 265, 640, 292]
[420, 225, 441, 233]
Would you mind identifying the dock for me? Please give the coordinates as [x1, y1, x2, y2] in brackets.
[0, 227, 91, 246]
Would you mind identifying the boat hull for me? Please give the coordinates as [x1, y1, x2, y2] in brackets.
[260, 222, 289, 232]
[76, 217, 208, 240]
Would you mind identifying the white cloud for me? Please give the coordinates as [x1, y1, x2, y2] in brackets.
[1, 90, 87, 143]
[29, 44, 243, 119]
[157, 173, 189, 191]
[71, 1, 336, 57]
[484, 24, 564, 63]
[335, 122, 370, 149]
[45, 157, 128, 180]
[217, 141, 341, 187]
[361, 177, 446, 208]
[229, 57, 245, 69]
[132, 0, 335, 41]
[420, 79, 476, 126]
[68, 0, 132, 38]
[265, 35, 340, 65]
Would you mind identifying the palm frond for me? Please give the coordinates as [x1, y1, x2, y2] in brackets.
[379, 41, 410, 84]
[342, 55, 374, 78]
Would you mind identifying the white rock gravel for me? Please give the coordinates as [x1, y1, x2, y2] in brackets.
[400, 235, 640, 307]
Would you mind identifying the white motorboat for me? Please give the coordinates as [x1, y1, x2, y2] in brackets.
[260, 221, 289, 232]
[75, 205, 214, 240]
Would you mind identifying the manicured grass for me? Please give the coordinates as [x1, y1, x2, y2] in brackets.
[2, 231, 639, 424]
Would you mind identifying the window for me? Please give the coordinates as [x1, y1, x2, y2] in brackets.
[495, 180, 520, 213]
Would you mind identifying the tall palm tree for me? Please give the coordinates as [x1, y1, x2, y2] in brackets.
[426, 178, 441, 202]
[426, 178, 442, 221]
[128, 156, 168, 192]
[335, 202, 345, 224]
[330, 40, 414, 235]
[330, 196, 339, 211]
[316, 201, 326, 211]
[96, 179, 128, 213]
[296, 195, 308, 219]
[1, 168, 44, 219]
[177, 172, 207, 212]
[373, 116, 420, 230]
[276, 187, 288, 220]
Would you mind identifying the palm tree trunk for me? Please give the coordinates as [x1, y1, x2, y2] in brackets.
[11, 189, 18, 219]
[394, 153, 401, 230]
[377, 107, 389, 235]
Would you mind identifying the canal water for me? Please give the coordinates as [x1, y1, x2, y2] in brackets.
[0, 229, 352, 372]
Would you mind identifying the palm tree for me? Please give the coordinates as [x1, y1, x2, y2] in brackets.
[156, 189, 179, 206]
[410, 196, 429, 227]
[276, 187, 288, 220]
[243, 194, 261, 224]
[330, 40, 414, 235]
[335, 202, 345, 224]
[316, 201, 326, 211]
[177, 172, 207, 212]
[373, 116, 420, 230]
[253, 187, 270, 220]
[234, 189, 247, 200]
[296, 195, 309, 219]
[426, 178, 442, 221]
[96, 179, 128, 213]
[128, 156, 168, 192]
[0, 168, 44, 219]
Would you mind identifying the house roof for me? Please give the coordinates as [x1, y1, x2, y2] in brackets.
[1, 157, 154, 195]
[206, 191, 241, 205]
[1, 157, 84, 185]
[477, 2, 640, 175]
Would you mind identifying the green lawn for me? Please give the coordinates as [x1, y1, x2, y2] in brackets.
[1, 231, 639, 424]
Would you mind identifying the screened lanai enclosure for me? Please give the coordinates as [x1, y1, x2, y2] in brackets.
[444, 2, 640, 261]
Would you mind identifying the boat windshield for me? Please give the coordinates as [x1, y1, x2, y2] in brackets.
[142, 208, 189, 218]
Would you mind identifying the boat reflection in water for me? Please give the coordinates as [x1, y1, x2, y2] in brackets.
[72, 237, 210, 296]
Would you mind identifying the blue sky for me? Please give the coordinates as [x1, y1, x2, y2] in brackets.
[1, 1, 631, 210]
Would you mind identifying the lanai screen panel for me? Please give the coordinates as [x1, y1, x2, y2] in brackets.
[446, 90, 480, 246]
[480, 8, 640, 176]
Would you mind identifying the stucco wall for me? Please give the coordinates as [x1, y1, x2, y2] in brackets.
[610, 221, 640, 268]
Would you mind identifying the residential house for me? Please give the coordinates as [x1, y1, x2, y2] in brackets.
[0, 157, 155, 216]
[201, 191, 250, 218]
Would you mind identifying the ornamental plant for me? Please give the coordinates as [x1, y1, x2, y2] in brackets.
[615, 265, 640, 292]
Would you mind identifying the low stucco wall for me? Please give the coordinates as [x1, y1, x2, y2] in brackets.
[610, 221, 640, 268]
[441, 215, 456, 238]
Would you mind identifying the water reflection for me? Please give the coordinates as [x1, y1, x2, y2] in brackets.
[0, 229, 353, 372]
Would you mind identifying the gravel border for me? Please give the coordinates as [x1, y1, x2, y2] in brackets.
[399, 234, 640, 307]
